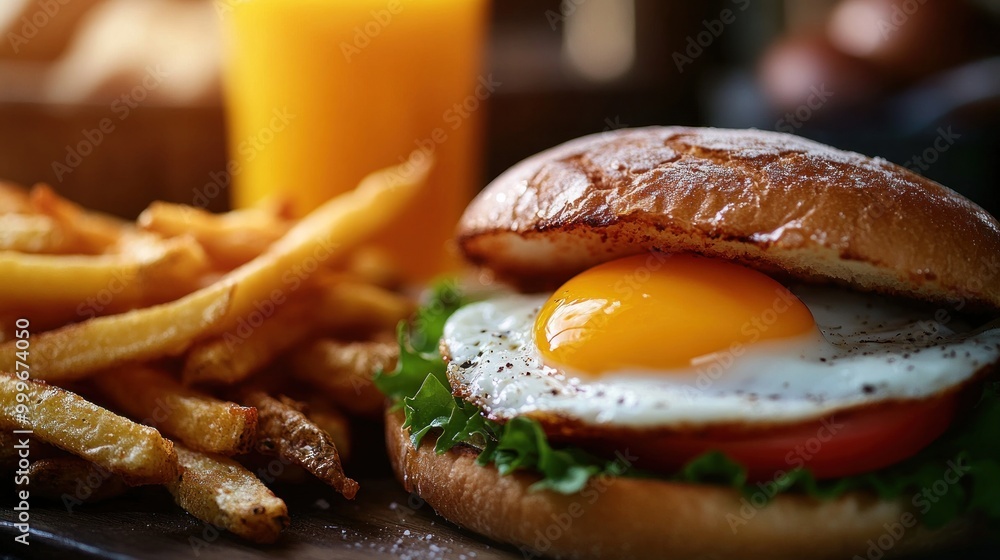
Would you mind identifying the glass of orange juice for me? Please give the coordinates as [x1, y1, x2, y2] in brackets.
[222, 0, 490, 280]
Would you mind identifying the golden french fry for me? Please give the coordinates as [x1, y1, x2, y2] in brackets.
[211, 155, 430, 336]
[0, 214, 70, 253]
[182, 297, 317, 386]
[317, 280, 415, 332]
[96, 231, 210, 300]
[138, 202, 291, 269]
[29, 184, 130, 253]
[0, 235, 208, 312]
[241, 391, 358, 499]
[28, 456, 130, 504]
[0, 374, 179, 485]
[0, 285, 233, 381]
[0, 252, 139, 309]
[93, 366, 257, 455]
[183, 279, 412, 386]
[343, 246, 404, 289]
[168, 444, 289, 544]
[289, 338, 397, 418]
[132, 236, 212, 301]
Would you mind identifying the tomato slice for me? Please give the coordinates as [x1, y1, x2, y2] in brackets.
[582, 395, 957, 481]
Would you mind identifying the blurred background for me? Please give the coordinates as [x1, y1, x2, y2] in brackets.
[1, 0, 998, 223]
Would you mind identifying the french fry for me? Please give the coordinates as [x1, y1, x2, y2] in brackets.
[0, 252, 140, 309]
[28, 456, 130, 504]
[317, 279, 416, 332]
[0, 374, 179, 485]
[289, 338, 397, 417]
[93, 366, 257, 455]
[182, 297, 317, 386]
[167, 444, 289, 544]
[210, 155, 430, 336]
[29, 184, 130, 254]
[138, 202, 290, 269]
[0, 235, 208, 311]
[240, 391, 358, 499]
[114, 232, 210, 279]
[343, 246, 404, 289]
[0, 214, 69, 253]
[0, 285, 234, 381]
[183, 278, 413, 386]
[299, 396, 352, 462]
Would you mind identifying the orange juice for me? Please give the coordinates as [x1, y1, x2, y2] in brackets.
[223, 0, 489, 280]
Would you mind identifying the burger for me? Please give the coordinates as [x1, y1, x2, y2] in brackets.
[375, 127, 1000, 559]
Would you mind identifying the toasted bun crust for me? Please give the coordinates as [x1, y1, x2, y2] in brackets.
[386, 411, 967, 560]
[458, 127, 1000, 314]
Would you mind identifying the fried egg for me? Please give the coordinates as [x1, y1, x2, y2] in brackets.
[443, 254, 1000, 428]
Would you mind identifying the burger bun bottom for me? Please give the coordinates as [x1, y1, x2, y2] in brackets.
[385, 410, 969, 559]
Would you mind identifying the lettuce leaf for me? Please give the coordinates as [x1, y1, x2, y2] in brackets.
[375, 281, 1000, 527]
[391, 364, 620, 493]
[374, 280, 465, 402]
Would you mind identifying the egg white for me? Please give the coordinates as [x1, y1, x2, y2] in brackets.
[442, 285, 1000, 428]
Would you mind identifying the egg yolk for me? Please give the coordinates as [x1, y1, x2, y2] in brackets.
[533, 254, 816, 375]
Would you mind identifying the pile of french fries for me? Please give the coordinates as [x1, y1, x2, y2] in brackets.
[0, 159, 427, 543]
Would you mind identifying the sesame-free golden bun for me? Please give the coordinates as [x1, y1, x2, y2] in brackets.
[457, 127, 1000, 313]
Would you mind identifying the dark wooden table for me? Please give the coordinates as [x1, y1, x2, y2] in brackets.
[0, 478, 522, 559]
